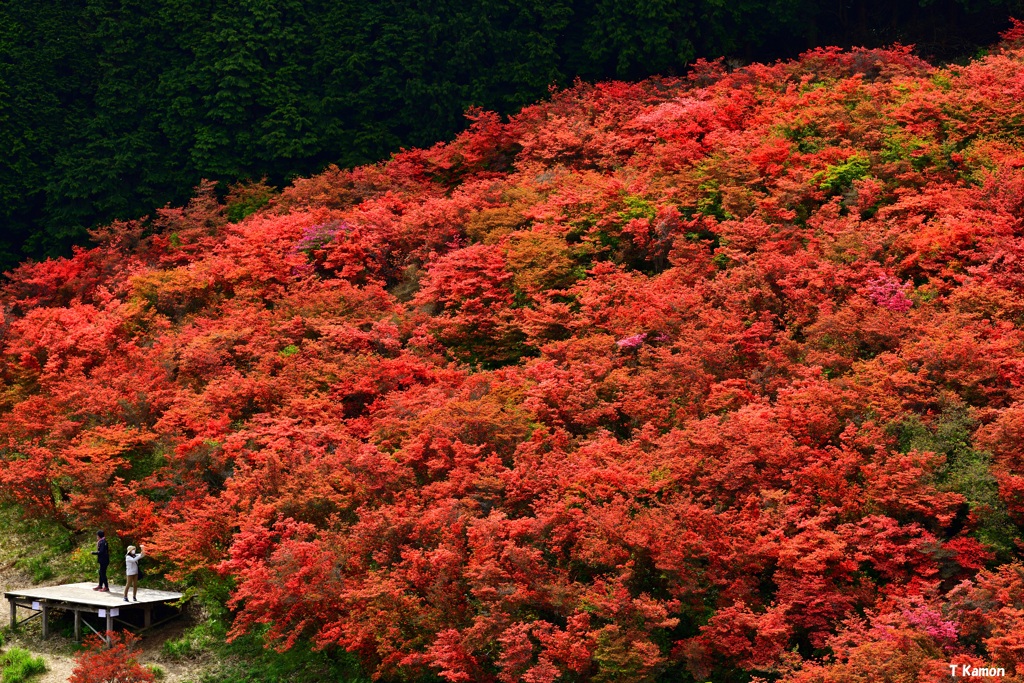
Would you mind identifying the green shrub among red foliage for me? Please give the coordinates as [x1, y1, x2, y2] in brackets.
[7, 26, 1024, 683]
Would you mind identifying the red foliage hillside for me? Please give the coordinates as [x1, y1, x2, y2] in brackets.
[4, 32, 1024, 682]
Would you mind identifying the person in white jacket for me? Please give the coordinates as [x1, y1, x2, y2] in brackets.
[123, 544, 145, 602]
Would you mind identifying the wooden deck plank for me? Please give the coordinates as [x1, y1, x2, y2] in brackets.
[4, 582, 182, 608]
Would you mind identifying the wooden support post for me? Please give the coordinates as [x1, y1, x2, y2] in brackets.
[74, 609, 81, 641]
[41, 604, 49, 639]
[105, 610, 113, 640]
[8, 597, 15, 630]
[144, 607, 152, 629]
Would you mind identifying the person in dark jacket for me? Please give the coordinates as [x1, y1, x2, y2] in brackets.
[91, 530, 109, 591]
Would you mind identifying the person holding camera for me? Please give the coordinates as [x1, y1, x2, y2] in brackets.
[123, 544, 145, 602]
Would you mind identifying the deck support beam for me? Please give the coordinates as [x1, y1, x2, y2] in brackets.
[3, 583, 183, 647]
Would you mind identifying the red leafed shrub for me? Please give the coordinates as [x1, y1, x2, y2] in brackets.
[70, 633, 154, 683]
[9, 30, 1024, 683]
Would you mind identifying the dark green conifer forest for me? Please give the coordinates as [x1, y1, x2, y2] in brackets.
[1, 0, 1022, 267]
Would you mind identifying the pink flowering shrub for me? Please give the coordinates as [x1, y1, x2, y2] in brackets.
[902, 606, 958, 642]
[866, 276, 913, 312]
[616, 333, 647, 348]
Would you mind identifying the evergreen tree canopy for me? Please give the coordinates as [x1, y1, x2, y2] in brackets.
[1, 0, 1022, 266]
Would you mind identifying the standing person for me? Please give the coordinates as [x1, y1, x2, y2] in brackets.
[123, 544, 144, 602]
[91, 530, 109, 592]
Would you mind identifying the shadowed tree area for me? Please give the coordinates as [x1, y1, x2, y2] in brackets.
[2, 0, 1024, 267]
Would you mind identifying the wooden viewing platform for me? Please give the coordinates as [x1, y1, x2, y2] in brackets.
[5, 583, 183, 644]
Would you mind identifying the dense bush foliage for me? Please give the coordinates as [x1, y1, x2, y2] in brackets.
[69, 633, 153, 683]
[7, 29, 1024, 682]
[3, 0, 1024, 266]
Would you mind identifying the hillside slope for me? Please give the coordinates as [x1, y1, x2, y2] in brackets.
[4, 30, 1024, 682]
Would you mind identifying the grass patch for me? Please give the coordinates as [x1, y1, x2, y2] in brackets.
[196, 630, 368, 683]
[162, 619, 227, 660]
[11, 557, 51, 584]
[165, 617, 369, 683]
[0, 648, 46, 683]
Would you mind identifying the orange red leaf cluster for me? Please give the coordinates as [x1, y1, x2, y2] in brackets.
[4, 36, 1024, 682]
